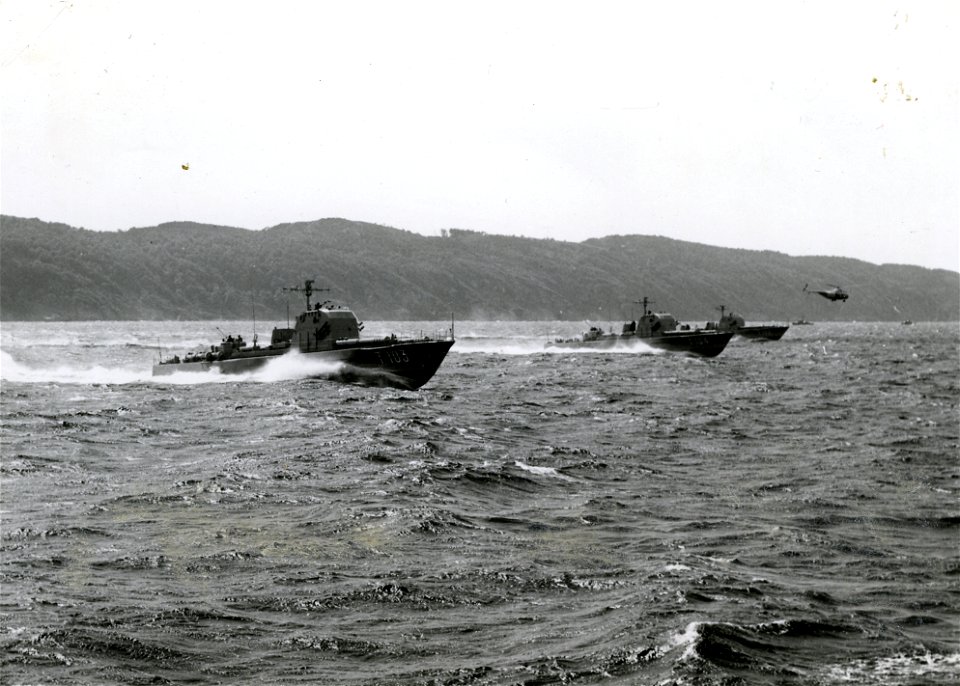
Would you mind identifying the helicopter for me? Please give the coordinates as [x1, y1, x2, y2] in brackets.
[803, 284, 849, 302]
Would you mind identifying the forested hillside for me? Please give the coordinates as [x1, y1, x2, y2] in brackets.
[1, 215, 957, 322]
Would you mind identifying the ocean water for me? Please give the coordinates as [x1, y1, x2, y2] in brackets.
[1, 320, 958, 685]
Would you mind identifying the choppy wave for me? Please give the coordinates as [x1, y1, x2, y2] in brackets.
[1, 321, 957, 685]
[822, 651, 960, 684]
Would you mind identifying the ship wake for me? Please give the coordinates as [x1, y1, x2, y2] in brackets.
[0, 351, 151, 385]
[454, 337, 663, 355]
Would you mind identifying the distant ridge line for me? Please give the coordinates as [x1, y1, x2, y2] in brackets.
[1, 215, 957, 322]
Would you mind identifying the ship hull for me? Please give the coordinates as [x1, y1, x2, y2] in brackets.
[153, 339, 454, 390]
[733, 325, 789, 341]
[548, 330, 733, 357]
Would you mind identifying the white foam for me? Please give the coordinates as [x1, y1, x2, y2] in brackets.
[0, 347, 351, 386]
[451, 338, 661, 355]
[661, 621, 703, 661]
[245, 349, 345, 383]
[824, 651, 960, 683]
[0, 350, 149, 384]
[452, 339, 558, 355]
[544, 341, 662, 355]
[514, 461, 574, 480]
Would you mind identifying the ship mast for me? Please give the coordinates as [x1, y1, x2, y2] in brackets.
[633, 297, 654, 317]
[251, 294, 258, 347]
[283, 279, 329, 311]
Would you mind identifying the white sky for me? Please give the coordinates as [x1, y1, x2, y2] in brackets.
[2, 1, 958, 270]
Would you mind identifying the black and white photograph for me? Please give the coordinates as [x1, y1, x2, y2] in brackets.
[1, 1, 958, 684]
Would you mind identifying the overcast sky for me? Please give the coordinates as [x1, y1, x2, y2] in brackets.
[2, 1, 957, 270]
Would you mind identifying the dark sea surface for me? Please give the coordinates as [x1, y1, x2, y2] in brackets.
[1, 320, 958, 685]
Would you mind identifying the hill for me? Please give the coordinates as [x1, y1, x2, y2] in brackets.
[1, 215, 957, 322]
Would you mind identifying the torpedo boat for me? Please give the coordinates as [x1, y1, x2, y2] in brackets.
[706, 305, 790, 341]
[152, 280, 454, 390]
[547, 297, 733, 357]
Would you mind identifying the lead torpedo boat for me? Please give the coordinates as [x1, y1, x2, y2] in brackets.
[547, 297, 733, 357]
[706, 305, 790, 341]
[153, 280, 455, 390]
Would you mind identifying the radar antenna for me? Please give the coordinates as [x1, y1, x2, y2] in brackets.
[283, 279, 330, 310]
[633, 297, 654, 316]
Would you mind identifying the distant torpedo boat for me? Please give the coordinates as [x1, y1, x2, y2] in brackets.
[153, 280, 454, 390]
[547, 297, 733, 357]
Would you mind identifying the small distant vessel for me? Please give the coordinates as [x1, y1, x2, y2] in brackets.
[707, 306, 789, 341]
[792, 318, 814, 326]
[901, 320, 914, 326]
[547, 297, 733, 357]
[153, 280, 454, 390]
